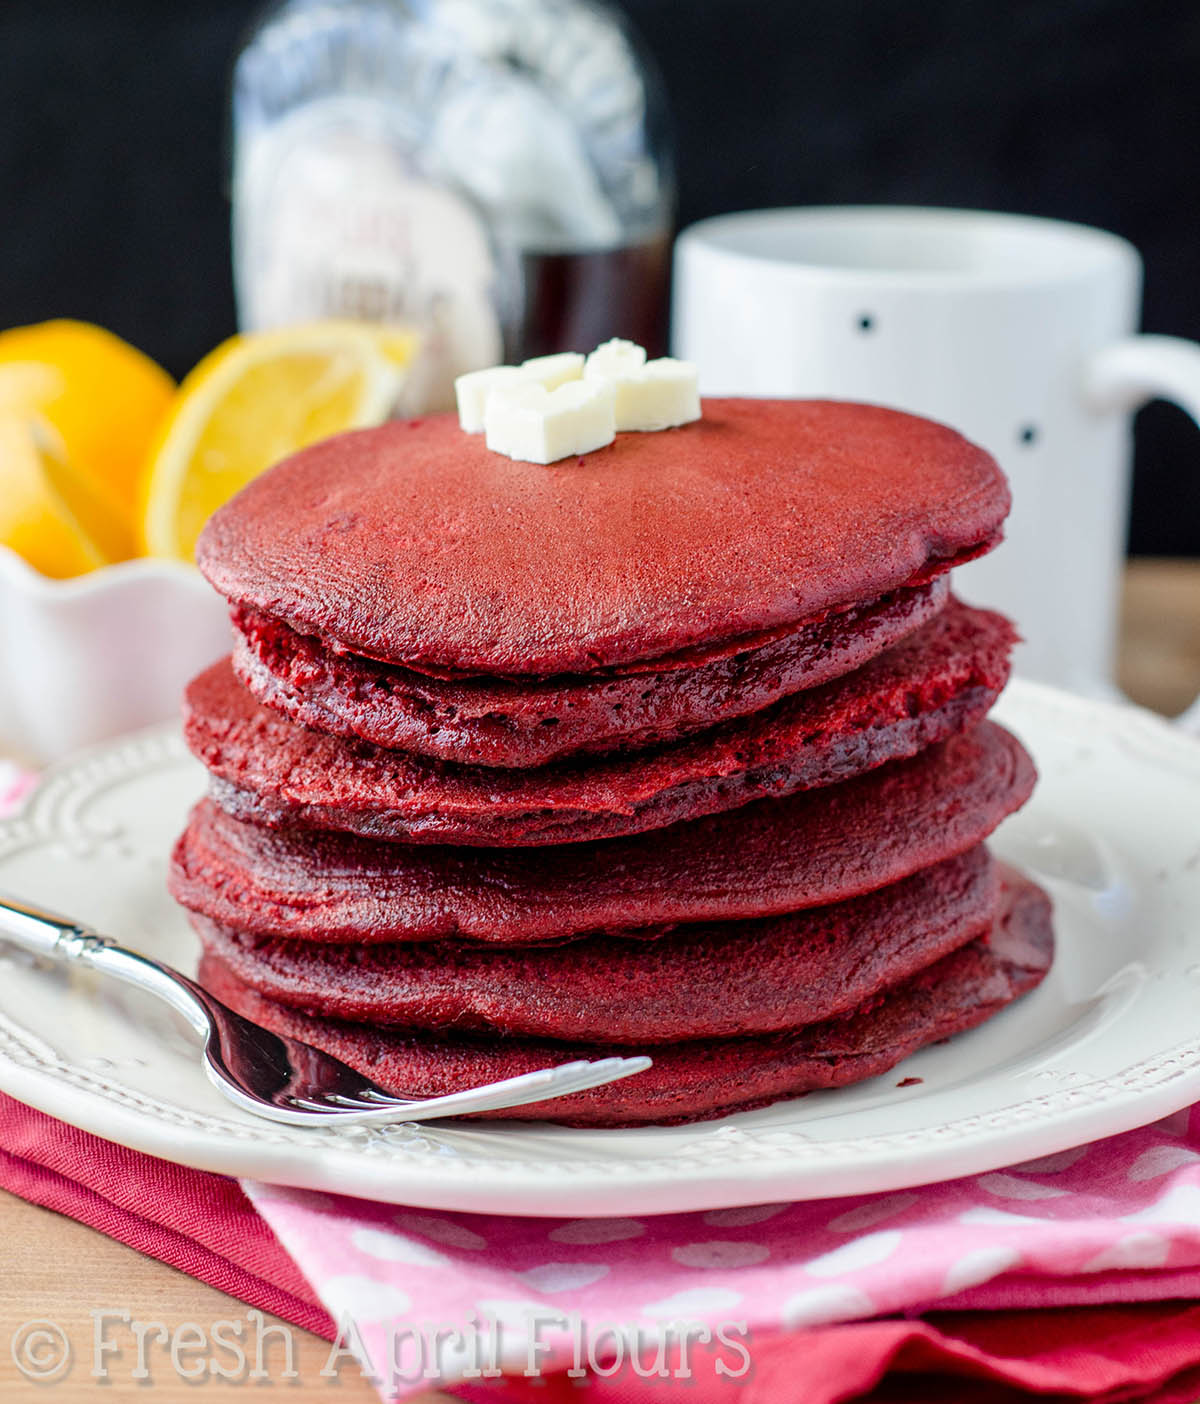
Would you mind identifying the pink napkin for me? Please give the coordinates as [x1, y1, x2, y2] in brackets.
[241, 1105, 1200, 1395]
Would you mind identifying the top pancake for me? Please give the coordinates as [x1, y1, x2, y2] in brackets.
[197, 399, 1008, 676]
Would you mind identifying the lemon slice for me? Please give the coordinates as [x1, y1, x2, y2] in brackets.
[142, 321, 419, 561]
[0, 320, 174, 536]
[0, 415, 129, 578]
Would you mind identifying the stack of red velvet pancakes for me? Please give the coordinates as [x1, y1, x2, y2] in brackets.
[170, 398, 1053, 1127]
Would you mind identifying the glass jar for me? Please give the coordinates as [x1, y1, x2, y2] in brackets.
[231, 0, 674, 411]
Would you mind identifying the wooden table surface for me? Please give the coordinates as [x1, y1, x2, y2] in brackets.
[1, 558, 1198, 1400]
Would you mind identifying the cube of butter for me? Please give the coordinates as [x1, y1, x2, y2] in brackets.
[584, 340, 701, 431]
[584, 338, 647, 381]
[517, 352, 586, 391]
[484, 379, 616, 464]
[455, 352, 585, 432]
[455, 366, 523, 433]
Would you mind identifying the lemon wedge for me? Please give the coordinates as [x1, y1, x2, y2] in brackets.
[0, 320, 174, 550]
[142, 322, 419, 562]
[0, 415, 131, 578]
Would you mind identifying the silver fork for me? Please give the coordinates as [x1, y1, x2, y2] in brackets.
[0, 895, 650, 1126]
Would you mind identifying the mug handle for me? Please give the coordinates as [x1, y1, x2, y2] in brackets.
[1083, 335, 1200, 733]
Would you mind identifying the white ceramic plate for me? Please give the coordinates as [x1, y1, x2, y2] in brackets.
[1, 679, 1199, 1217]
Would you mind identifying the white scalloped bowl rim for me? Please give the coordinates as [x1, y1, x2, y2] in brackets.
[0, 544, 229, 764]
[0, 542, 207, 598]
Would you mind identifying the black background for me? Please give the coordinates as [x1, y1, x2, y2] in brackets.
[2, 0, 1198, 554]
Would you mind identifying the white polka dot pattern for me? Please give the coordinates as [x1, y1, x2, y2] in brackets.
[671, 1241, 771, 1269]
[350, 1227, 448, 1266]
[782, 1284, 875, 1328]
[804, 1231, 902, 1278]
[1121, 1183, 1200, 1223]
[702, 1203, 790, 1227]
[515, 1263, 612, 1292]
[958, 1207, 1048, 1227]
[548, 1218, 646, 1245]
[1127, 1146, 1200, 1182]
[976, 1173, 1068, 1201]
[827, 1194, 919, 1234]
[640, 1287, 745, 1319]
[321, 1275, 412, 1322]
[391, 1212, 488, 1250]
[1082, 1232, 1170, 1272]
[1009, 1147, 1088, 1174]
[941, 1245, 1021, 1295]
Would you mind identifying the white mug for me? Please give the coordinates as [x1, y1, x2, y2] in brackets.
[673, 206, 1200, 717]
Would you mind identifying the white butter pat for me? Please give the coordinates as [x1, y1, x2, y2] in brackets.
[455, 366, 523, 433]
[455, 352, 585, 432]
[584, 339, 701, 431]
[517, 351, 586, 391]
[485, 379, 615, 464]
[584, 337, 647, 381]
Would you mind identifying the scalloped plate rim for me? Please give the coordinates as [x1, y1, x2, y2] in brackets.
[0, 677, 1198, 1215]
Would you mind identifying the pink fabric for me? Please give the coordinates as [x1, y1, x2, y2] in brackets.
[241, 1106, 1200, 1396]
[460, 1310, 1200, 1404]
[456, 1311, 1200, 1404]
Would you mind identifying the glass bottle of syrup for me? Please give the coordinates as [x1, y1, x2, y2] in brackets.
[231, 0, 674, 412]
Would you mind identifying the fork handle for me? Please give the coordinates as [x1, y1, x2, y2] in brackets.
[0, 894, 213, 1038]
[0, 893, 107, 960]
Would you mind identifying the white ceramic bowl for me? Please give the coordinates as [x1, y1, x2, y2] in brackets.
[0, 546, 230, 765]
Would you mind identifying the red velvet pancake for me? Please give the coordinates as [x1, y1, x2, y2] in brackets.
[196, 400, 1007, 677]
[231, 580, 950, 769]
[191, 846, 998, 1042]
[185, 598, 1016, 847]
[197, 868, 1053, 1127]
[170, 722, 1034, 945]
